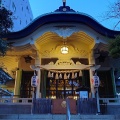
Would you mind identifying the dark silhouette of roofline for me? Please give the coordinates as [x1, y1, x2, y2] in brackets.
[3, 12, 120, 40]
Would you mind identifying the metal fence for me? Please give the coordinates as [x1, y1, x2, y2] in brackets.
[32, 98, 51, 114]
[2, 97, 120, 114]
[77, 98, 97, 114]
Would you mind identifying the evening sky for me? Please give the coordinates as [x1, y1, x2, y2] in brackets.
[29, 0, 119, 30]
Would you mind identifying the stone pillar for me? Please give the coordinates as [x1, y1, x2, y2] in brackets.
[35, 52, 41, 98]
[89, 50, 95, 98]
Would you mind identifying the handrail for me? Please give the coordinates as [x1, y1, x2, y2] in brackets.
[99, 98, 120, 105]
[66, 98, 71, 120]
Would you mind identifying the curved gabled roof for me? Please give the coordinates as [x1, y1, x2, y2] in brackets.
[4, 6, 120, 40]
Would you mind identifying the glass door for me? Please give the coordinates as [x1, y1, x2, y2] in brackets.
[46, 78, 82, 99]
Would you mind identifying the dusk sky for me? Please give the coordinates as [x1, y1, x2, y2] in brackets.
[29, 0, 119, 30]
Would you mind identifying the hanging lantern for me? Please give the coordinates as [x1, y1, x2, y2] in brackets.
[55, 73, 59, 79]
[79, 70, 82, 77]
[92, 75, 100, 88]
[61, 41, 68, 54]
[24, 55, 32, 63]
[31, 75, 38, 87]
[61, 46, 68, 54]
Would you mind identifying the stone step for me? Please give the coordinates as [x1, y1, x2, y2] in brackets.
[0, 114, 120, 120]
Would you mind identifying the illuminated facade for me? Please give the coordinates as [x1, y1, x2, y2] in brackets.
[1, 4, 120, 99]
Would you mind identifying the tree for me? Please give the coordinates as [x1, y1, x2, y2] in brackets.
[104, 1, 120, 58]
[108, 35, 120, 58]
[103, 0, 120, 30]
[0, 7, 13, 56]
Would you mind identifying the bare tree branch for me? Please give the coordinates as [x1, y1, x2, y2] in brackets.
[114, 20, 120, 29]
[101, 0, 120, 29]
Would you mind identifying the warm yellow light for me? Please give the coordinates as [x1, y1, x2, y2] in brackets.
[61, 46, 68, 54]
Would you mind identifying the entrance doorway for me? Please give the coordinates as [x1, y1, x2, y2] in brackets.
[98, 70, 114, 98]
[20, 71, 34, 98]
[46, 70, 90, 99]
[46, 78, 82, 99]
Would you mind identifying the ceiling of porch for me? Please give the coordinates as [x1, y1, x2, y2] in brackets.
[35, 31, 95, 59]
[5, 31, 109, 60]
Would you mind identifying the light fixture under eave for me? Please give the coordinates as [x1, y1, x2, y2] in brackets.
[61, 46, 68, 54]
[24, 55, 32, 63]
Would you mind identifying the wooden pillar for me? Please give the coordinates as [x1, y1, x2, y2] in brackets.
[35, 52, 41, 98]
[89, 50, 95, 98]
[111, 68, 117, 97]
[13, 57, 22, 98]
[14, 69, 22, 97]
